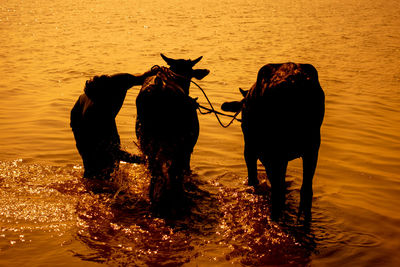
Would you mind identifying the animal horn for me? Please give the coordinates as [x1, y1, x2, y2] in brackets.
[239, 88, 248, 97]
[191, 56, 203, 66]
[160, 53, 175, 66]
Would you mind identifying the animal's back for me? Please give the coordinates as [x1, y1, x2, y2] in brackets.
[243, 63, 324, 159]
[136, 73, 199, 159]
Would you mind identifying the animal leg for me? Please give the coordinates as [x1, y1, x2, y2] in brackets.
[266, 160, 288, 220]
[182, 153, 192, 174]
[299, 149, 319, 221]
[244, 143, 259, 186]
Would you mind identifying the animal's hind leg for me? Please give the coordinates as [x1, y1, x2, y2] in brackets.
[265, 160, 288, 220]
[299, 149, 319, 221]
[244, 143, 259, 186]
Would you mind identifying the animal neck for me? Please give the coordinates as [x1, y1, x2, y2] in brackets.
[177, 79, 191, 95]
[162, 67, 192, 95]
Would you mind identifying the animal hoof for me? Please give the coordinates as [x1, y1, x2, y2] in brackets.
[298, 201, 312, 223]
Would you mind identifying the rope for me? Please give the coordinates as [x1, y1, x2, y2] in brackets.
[191, 80, 242, 128]
[151, 65, 242, 128]
[151, 65, 160, 72]
[197, 104, 241, 120]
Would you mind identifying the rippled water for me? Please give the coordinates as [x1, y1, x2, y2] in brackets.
[1, 0, 400, 266]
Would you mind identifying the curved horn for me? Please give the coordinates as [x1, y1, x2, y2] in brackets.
[239, 88, 248, 97]
[191, 56, 203, 66]
[160, 53, 174, 66]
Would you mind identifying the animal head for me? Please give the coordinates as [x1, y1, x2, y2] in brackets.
[221, 88, 248, 113]
[160, 53, 210, 81]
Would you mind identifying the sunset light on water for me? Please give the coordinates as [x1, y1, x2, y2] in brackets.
[0, 0, 399, 266]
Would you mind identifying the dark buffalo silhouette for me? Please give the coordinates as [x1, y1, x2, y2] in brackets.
[221, 63, 325, 220]
[71, 72, 155, 180]
[135, 54, 209, 214]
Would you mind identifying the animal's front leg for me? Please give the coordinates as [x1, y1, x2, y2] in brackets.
[244, 143, 259, 186]
[182, 153, 192, 174]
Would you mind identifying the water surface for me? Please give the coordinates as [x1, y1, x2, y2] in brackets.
[1, 0, 400, 266]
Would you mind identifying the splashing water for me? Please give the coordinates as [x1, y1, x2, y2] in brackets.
[0, 160, 318, 266]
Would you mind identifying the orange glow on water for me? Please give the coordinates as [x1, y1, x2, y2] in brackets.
[0, 0, 400, 265]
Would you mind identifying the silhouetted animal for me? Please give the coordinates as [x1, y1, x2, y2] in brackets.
[136, 54, 209, 213]
[221, 63, 325, 220]
[71, 72, 155, 179]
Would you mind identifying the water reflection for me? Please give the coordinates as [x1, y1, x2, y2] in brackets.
[73, 166, 219, 265]
[70, 164, 317, 266]
[2, 160, 383, 266]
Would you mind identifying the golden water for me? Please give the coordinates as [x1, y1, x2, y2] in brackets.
[1, 0, 399, 265]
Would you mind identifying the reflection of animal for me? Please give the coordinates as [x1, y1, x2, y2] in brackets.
[136, 54, 209, 212]
[221, 63, 325, 220]
[71, 72, 154, 179]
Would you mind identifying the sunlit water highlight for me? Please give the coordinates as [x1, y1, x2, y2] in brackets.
[1, 0, 400, 266]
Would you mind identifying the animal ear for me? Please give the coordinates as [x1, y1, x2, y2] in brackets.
[191, 56, 203, 66]
[239, 88, 248, 97]
[192, 69, 210, 80]
[160, 53, 175, 66]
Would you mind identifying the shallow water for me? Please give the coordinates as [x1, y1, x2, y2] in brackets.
[1, 0, 400, 266]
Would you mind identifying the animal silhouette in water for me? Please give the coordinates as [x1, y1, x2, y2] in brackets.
[136, 54, 209, 215]
[221, 63, 325, 220]
[71, 71, 155, 179]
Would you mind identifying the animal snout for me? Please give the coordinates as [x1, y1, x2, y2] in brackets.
[221, 101, 242, 112]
